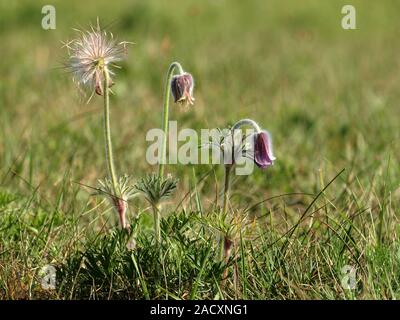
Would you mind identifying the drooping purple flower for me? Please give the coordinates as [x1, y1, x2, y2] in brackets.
[170, 72, 195, 105]
[253, 131, 276, 169]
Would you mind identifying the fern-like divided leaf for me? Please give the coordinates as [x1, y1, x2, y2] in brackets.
[135, 173, 178, 207]
[96, 174, 138, 201]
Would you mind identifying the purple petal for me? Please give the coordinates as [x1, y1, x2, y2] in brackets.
[254, 131, 275, 169]
[170, 73, 195, 105]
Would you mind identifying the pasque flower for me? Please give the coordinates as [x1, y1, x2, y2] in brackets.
[214, 118, 275, 272]
[170, 72, 195, 106]
[253, 131, 275, 169]
[158, 62, 195, 179]
[64, 22, 130, 95]
[63, 22, 135, 231]
[147, 62, 194, 246]
[229, 119, 275, 169]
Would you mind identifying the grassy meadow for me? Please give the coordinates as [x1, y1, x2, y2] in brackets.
[0, 0, 399, 299]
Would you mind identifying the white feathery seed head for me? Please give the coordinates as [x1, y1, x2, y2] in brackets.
[63, 20, 131, 96]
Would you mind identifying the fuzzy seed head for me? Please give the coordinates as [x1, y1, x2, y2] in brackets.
[63, 23, 131, 95]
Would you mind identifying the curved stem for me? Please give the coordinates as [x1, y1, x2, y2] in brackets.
[158, 62, 184, 179]
[222, 165, 232, 214]
[103, 69, 118, 196]
[232, 118, 261, 132]
[219, 164, 232, 261]
[153, 204, 161, 245]
[219, 119, 261, 275]
[223, 118, 260, 213]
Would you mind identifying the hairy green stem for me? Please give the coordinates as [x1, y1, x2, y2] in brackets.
[103, 69, 119, 196]
[219, 164, 232, 261]
[232, 118, 261, 133]
[219, 119, 263, 282]
[222, 165, 232, 215]
[153, 204, 161, 245]
[158, 62, 184, 179]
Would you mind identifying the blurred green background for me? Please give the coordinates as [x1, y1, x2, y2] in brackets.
[1, 0, 399, 184]
[1, 0, 399, 230]
[0, 0, 399, 299]
[1, 0, 399, 190]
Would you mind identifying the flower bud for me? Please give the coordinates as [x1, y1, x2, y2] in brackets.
[95, 75, 114, 96]
[170, 72, 195, 105]
[253, 131, 276, 169]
